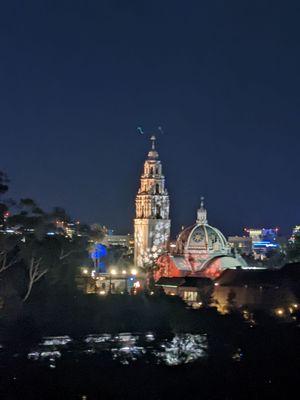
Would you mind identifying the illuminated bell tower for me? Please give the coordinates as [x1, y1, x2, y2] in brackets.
[134, 136, 171, 267]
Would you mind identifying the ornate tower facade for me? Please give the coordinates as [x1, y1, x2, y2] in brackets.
[134, 136, 171, 267]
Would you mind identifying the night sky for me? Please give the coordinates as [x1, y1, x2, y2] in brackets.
[1, 1, 299, 237]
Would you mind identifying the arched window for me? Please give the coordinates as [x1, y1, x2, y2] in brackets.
[156, 167, 159, 174]
[150, 167, 154, 175]
[156, 184, 160, 194]
[156, 205, 161, 219]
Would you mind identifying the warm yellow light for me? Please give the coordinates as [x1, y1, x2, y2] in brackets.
[110, 269, 117, 275]
[131, 268, 137, 275]
[276, 308, 284, 316]
[122, 270, 126, 275]
[82, 268, 89, 275]
[293, 304, 298, 308]
[99, 290, 106, 295]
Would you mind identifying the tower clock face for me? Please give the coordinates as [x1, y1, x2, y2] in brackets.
[192, 230, 204, 243]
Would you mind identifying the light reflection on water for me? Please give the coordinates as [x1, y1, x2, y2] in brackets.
[26, 332, 208, 367]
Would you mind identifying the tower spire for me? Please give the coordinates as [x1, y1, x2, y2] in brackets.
[151, 135, 156, 150]
[148, 135, 158, 159]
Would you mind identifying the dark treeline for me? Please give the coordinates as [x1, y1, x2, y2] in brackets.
[0, 171, 104, 342]
[1, 169, 300, 344]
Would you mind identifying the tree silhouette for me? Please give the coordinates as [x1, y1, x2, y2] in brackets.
[198, 286, 214, 308]
[227, 289, 237, 311]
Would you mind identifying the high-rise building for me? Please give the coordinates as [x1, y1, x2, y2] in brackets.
[134, 136, 170, 267]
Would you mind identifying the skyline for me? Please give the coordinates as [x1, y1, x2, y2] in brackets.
[1, 1, 300, 236]
[2, 133, 296, 237]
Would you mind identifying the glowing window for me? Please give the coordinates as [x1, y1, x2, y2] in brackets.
[183, 291, 197, 302]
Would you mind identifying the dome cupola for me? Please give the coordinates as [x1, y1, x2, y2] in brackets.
[196, 196, 207, 224]
[176, 198, 229, 254]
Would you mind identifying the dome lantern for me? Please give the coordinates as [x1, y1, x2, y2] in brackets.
[196, 196, 207, 224]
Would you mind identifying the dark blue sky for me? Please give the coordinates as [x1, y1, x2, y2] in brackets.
[1, 1, 299, 236]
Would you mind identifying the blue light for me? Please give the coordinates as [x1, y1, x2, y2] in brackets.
[90, 243, 107, 260]
[253, 241, 278, 248]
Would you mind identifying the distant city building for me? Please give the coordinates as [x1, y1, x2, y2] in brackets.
[55, 220, 81, 238]
[228, 236, 252, 255]
[156, 264, 300, 316]
[290, 225, 300, 242]
[245, 228, 263, 241]
[293, 225, 300, 235]
[0, 216, 82, 238]
[134, 136, 171, 267]
[244, 227, 279, 257]
[103, 233, 134, 250]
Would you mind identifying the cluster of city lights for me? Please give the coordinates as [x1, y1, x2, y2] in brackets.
[275, 303, 298, 317]
[109, 268, 137, 276]
[82, 267, 137, 276]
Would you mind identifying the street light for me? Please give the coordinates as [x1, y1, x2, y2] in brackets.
[131, 268, 137, 276]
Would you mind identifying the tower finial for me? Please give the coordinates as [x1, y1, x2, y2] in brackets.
[197, 196, 207, 224]
[147, 135, 158, 159]
[150, 135, 156, 150]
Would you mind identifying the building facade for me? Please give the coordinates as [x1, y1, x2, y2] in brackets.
[134, 136, 171, 267]
[103, 233, 134, 251]
[155, 264, 300, 316]
[228, 236, 253, 255]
